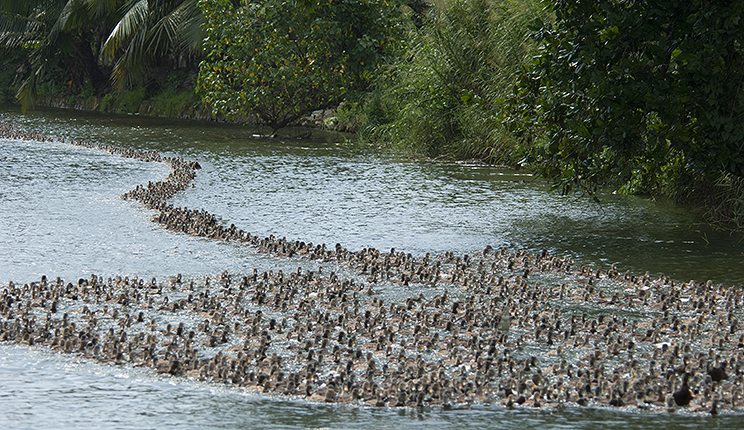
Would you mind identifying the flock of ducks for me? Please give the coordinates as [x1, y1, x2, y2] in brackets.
[2, 121, 743, 416]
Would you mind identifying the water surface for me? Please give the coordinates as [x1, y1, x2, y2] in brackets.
[3, 106, 742, 285]
[1, 105, 743, 429]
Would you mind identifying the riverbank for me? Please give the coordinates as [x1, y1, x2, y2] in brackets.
[30, 90, 350, 133]
[1, 119, 743, 416]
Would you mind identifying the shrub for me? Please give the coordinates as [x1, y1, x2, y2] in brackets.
[119, 88, 146, 113]
[365, 0, 548, 163]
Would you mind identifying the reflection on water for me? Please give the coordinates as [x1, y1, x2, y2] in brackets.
[1, 105, 743, 429]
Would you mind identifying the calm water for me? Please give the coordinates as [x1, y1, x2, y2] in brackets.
[1, 105, 743, 429]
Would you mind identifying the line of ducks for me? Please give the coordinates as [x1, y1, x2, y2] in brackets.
[0, 122, 52, 142]
[2, 121, 743, 415]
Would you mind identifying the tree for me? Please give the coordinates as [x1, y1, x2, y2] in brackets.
[101, 0, 206, 90]
[2, 0, 208, 112]
[197, 0, 407, 133]
[514, 0, 744, 203]
[1, 0, 121, 112]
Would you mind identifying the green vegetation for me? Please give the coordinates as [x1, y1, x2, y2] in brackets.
[0, 0, 204, 112]
[150, 88, 202, 118]
[362, 0, 547, 163]
[508, 0, 744, 226]
[359, 0, 744, 226]
[118, 87, 147, 113]
[1, 0, 742, 226]
[100, 0, 204, 89]
[197, 0, 408, 133]
[0, 0, 115, 112]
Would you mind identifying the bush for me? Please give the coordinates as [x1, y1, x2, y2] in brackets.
[364, 0, 548, 163]
[198, 0, 408, 132]
[150, 90, 201, 118]
[118, 88, 146, 113]
[510, 0, 744, 225]
[710, 174, 744, 229]
[99, 92, 118, 112]
[80, 78, 95, 99]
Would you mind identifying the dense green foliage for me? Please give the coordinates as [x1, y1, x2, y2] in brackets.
[362, 0, 548, 163]
[0, 0, 205, 111]
[3, 0, 743, 226]
[0, 0, 117, 112]
[197, 0, 407, 132]
[511, 0, 744, 224]
[101, 0, 205, 89]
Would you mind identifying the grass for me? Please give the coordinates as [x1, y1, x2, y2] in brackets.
[360, 0, 549, 164]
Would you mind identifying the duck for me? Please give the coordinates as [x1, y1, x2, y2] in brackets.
[673, 373, 694, 406]
[707, 360, 728, 382]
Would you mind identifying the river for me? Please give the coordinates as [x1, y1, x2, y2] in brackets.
[1, 105, 742, 429]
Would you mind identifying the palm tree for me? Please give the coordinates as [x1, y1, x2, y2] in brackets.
[1, 0, 205, 112]
[100, 0, 205, 90]
[1, 0, 122, 113]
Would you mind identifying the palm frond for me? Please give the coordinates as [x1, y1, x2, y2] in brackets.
[147, 7, 180, 57]
[107, 0, 204, 88]
[101, 0, 148, 59]
[0, 0, 57, 49]
[88, 0, 123, 21]
[17, 40, 52, 113]
[111, 28, 148, 88]
[51, 0, 90, 37]
[0, 13, 35, 48]
[147, 0, 202, 57]
[17, 71, 38, 114]
[175, 0, 204, 54]
[0, 0, 59, 17]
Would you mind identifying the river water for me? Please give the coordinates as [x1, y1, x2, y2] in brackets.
[1, 105, 742, 429]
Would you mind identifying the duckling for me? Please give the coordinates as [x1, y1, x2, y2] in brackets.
[498, 312, 511, 332]
[710, 395, 719, 416]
